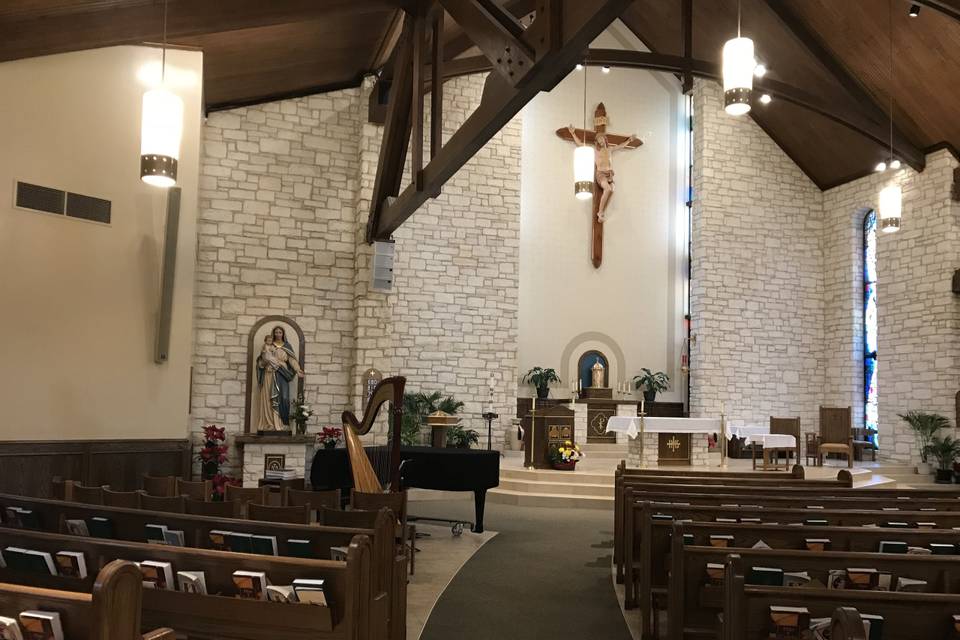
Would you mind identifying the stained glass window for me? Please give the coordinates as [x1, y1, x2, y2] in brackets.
[863, 210, 879, 446]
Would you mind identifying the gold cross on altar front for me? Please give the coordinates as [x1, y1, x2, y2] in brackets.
[667, 436, 681, 452]
[556, 102, 642, 268]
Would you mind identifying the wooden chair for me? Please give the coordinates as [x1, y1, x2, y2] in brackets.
[818, 406, 854, 468]
[285, 487, 340, 510]
[768, 416, 800, 466]
[102, 488, 143, 509]
[852, 426, 878, 462]
[224, 484, 269, 517]
[176, 478, 212, 502]
[71, 482, 106, 505]
[139, 494, 186, 514]
[805, 432, 821, 466]
[184, 497, 241, 518]
[247, 502, 311, 525]
[141, 474, 177, 497]
[351, 489, 416, 575]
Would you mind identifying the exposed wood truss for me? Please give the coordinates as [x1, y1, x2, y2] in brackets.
[366, 0, 633, 243]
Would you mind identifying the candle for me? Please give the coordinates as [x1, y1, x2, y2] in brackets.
[720, 401, 725, 415]
[640, 398, 646, 414]
[532, 397, 537, 411]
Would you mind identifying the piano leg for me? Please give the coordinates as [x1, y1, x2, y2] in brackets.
[473, 489, 487, 533]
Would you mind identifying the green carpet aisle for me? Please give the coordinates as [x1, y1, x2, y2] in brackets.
[414, 500, 633, 640]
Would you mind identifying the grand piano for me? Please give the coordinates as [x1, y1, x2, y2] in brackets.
[311, 445, 500, 533]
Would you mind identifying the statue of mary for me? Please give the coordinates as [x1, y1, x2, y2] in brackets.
[255, 325, 304, 431]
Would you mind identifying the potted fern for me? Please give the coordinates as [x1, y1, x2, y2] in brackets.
[925, 435, 960, 484]
[522, 367, 561, 400]
[899, 411, 950, 475]
[633, 368, 669, 402]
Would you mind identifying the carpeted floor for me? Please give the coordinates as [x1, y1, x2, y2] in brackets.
[412, 499, 633, 640]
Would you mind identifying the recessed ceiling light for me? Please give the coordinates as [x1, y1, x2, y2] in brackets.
[909, 4, 920, 17]
[754, 63, 767, 78]
[601, 65, 611, 74]
[889, 159, 902, 170]
[875, 161, 887, 172]
[759, 93, 772, 104]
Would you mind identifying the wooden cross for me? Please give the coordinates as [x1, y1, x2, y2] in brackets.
[556, 102, 642, 268]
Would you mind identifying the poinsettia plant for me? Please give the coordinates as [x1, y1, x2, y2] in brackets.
[317, 426, 343, 449]
[198, 424, 237, 501]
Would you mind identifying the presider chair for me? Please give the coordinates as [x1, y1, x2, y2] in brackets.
[818, 406, 854, 468]
[769, 416, 801, 467]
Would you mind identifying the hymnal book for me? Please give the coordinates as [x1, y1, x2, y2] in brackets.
[3, 507, 22, 528]
[709, 535, 734, 548]
[805, 505, 824, 509]
[330, 546, 349, 562]
[715, 517, 737, 524]
[827, 569, 847, 590]
[55, 551, 87, 578]
[916, 522, 938, 530]
[751, 539, 771, 550]
[4, 549, 56, 575]
[265, 469, 298, 480]
[266, 585, 298, 603]
[682, 533, 694, 545]
[845, 567, 880, 590]
[0, 549, 5, 568]
[652, 514, 674, 521]
[209, 530, 231, 551]
[0, 616, 23, 640]
[747, 566, 783, 586]
[782, 571, 811, 588]
[286, 539, 315, 559]
[177, 571, 208, 595]
[768, 605, 809, 639]
[292, 579, 328, 606]
[251, 535, 278, 556]
[882, 521, 910, 529]
[145, 524, 168, 545]
[740, 517, 762, 524]
[930, 543, 956, 555]
[896, 576, 928, 592]
[881, 507, 900, 511]
[139, 561, 175, 590]
[18, 612, 63, 640]
[803, 518, 828, 527]
[804, 538, 831, 552]
[233, 570, 268, 600]
[163, 530, 186, 547]
[87, 517, 114, 539]
[64, 519, 90, 537]
[861, 613, 884, 640]
[878, 540, 908, 554]
[907, 546, 933, 555]
[7, 508, 40, 531]
[705, 563, 725, 586]
[226, 532, 255, 554]
[920, 507, 937, 511]
[952, 613, 960, 634]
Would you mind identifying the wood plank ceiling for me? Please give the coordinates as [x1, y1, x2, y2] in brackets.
[0, 0, 957, 190]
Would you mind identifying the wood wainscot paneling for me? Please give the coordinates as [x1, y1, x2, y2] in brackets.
[0, 439, 191, 497]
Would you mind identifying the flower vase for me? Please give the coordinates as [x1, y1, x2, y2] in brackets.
[553, 460, 577, 471]
[324, 441, 337, 450]
[295, 420, 307, 436]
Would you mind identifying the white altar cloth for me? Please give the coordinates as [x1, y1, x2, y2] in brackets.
[606, 416, 722, 439]
[727, 424, 768, 438]
[743, 433, 797, 448]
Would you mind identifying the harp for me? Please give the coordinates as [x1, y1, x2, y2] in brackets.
[341, 376, 405, 492]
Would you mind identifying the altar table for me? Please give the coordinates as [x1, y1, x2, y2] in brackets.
[608, 417, 722, 466]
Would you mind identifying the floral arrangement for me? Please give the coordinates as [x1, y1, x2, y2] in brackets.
[291, 400, 314, 435]
[316, 426, 343, 449]
[549, 440, 584, 466]
[197, 424, 237, 501]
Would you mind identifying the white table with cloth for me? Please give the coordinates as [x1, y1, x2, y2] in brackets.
[727, 423, 797, 471]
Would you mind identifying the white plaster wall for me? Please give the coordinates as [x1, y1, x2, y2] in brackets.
[519, 24, 687, 402]
[0, 46, 203, 440]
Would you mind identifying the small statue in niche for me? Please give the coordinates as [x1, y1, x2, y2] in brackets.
[255, 326, 304, 431]
[591, 357, 605, 389]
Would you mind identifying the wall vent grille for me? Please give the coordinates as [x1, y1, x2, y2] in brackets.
[15, 181, 111, 224]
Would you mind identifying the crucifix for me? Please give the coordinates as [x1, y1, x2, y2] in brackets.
[556, 103, 642, 268]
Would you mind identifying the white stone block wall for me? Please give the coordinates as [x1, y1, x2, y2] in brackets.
[615, 403, 638, 445]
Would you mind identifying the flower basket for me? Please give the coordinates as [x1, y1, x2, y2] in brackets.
[553, 460, 577, 471]
[548, 440, 583, 471]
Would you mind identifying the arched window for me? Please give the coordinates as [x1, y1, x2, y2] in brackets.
[863, 210, 879, 447]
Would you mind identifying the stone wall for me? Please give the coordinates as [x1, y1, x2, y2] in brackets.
[823, 149, 960, 464]
[193, 74, 520, 476]
[690, 79, 825, 431]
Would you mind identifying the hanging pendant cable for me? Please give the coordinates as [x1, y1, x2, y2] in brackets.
[582, 63, 588, 145]
[888, 0, 894, 162]
[737, 0, 742, 37]
[161, 0, 168, 83]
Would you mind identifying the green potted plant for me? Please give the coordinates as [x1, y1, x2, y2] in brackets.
[522, 367, 561, 400]
[446, 424, 480, 449]
[396, 391, 465, 445]
[924, 435, 960, 484]
[633, 368, 669, 402]
[898, 411, 950, 474]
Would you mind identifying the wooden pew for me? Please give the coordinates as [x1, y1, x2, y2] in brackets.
[630, 513, 960, 637]
[616, 461, 810, 480]
[0, 493, 406, 640]
[0, 528, 384, 640]
[0, 560, 174, 640]
[721, 553, 960, 640]
[668, 522, 960, 640]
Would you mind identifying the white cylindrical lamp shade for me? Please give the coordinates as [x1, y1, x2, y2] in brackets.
[879, 184, 902, 233]
[140, 88, 184, 187]
[722, 37, 755, 116]
[573, 145, 595, 200]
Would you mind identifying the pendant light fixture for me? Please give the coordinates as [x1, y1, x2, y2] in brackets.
[140, 0, 183, 188]
[722, 0, 755, 116]
[878, 0, 901, 233]
[573, 64, 595, 200]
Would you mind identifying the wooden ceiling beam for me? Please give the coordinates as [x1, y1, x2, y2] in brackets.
[913, 0, 960, 24]
[438, 0, 534, 84]
[443, 0, 537, 61]
[368, 0, 632, 241]
[762, 0, 925, 172]
[0, 0, 402, 62]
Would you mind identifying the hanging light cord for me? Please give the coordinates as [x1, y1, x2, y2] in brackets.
[582, 63, 588, 144]
[161, 0, 168, 83]
[737, 0, 742, 37]
[888, 0, 894, 162]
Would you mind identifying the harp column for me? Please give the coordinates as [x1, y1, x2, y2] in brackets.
[235, 434, 317, 488]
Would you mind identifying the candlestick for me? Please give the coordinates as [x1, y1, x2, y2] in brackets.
[640, 398, 645, 414]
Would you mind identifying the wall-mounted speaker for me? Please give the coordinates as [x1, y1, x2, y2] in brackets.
[371, 240, 395, 292]
[953, 269, 960, 295]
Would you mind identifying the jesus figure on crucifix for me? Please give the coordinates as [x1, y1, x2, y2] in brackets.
[557, 103, 642, 267]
